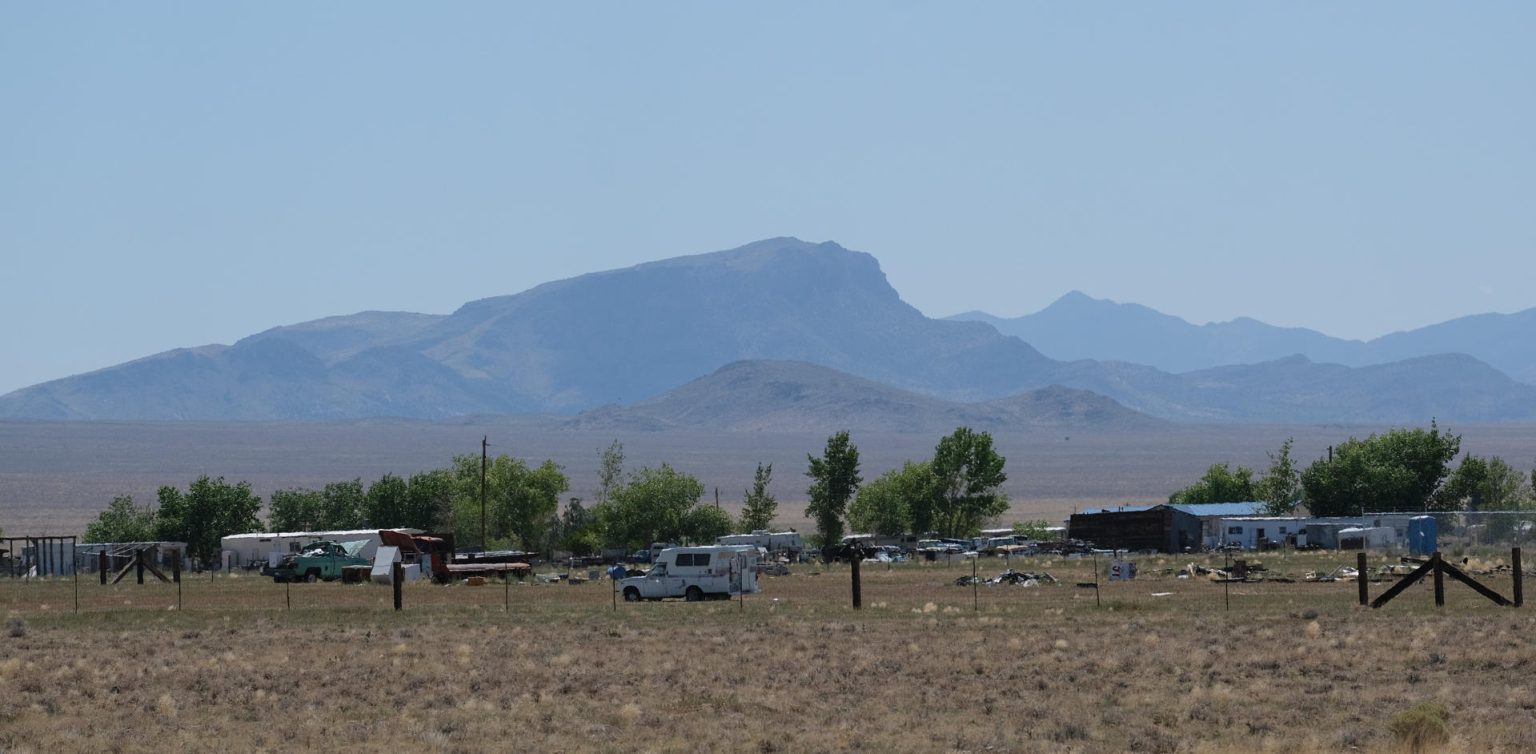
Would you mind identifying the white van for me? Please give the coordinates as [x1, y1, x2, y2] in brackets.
[620, 545, 759, 602]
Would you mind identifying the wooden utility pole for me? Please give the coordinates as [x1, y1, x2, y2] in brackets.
[481, 436, 489, 551]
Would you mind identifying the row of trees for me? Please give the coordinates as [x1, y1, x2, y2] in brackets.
[80, 441, 775, 566]
[81, 426, 1012, 566]
[809, 427, 1010, 546]
[1169, 423, 1536, 517]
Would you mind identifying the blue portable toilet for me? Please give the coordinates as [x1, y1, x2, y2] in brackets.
[1409, 516, 1437, 556]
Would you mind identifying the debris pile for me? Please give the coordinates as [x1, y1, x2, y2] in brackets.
[954, 569, 1058, 587]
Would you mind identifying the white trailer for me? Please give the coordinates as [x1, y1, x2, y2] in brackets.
[619, 545, 759, 602]
[220, 529, 424, 569]
[716, 530, 804, 554]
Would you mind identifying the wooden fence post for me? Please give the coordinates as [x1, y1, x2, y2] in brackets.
[850, 554, 862, 610]
[392, 562, 404, 611]
[1432, 552, 1444, 607]
[1513, 547, 1523, 608]
[99, 551, 107, 586]
[135, 550, 145, 585]
[1357, 552, 1368, 606]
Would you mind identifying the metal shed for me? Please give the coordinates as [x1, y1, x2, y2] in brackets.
[1068, 505, 1202, 553]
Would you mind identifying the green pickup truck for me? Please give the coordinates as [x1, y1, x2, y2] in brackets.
[271, 540, 370, 583]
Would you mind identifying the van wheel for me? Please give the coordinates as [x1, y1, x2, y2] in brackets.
[623, 587, 641, 602]
[305, 571, 319, 583]
[685, 586, 703, 602]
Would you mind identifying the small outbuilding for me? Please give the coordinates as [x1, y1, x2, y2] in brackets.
[1068, 505, 1202, 553]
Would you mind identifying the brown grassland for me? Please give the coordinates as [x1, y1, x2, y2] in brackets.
[2, 551, 1533, 753]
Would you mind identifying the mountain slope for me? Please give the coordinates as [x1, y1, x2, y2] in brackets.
[4, 237, 1535, 424]
[565, 360, 1166, 433]
[953, 291, 1536, 384]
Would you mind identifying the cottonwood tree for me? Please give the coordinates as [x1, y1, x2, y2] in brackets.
[450, 454, 568, 551]
[402, 469, 455, 532]
[1301, 423, 1462, 516]
[318, 479, 366, 530]
[83, 495, 159, 543]
[154, 476, 263, 566]
[806, 430, 862, 550]
[362, 473, 409, 528]
[267, 488, 324, 532]
[597, 440, 625, 505]
[1169, 463, 1256, 504]
[1437, 455, 1530, 511]
[1254, 438, 1302, 516]
[598, 463, 707, 550]
[928, 427, 1008, 538]
[849, 461, 930, 537]
[738, 462, 777, 532]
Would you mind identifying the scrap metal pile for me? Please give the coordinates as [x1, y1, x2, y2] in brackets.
[954, 569, 1059, 587]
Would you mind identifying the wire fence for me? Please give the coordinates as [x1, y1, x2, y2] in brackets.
[1, 546, 1527, 620]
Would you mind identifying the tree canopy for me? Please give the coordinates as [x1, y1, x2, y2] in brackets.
[450, 454, 569, 551]
[738, 462, 777, 533]
[848, 461, 928, 537]
[597, 463, 709, 550]
[926, 427, 1008, 538]
[82, 495, 158, 543]
[1301, 423, 1462, 516]
[1254, 438, 1302, 516]
[1169, 462, 1256, 504]
[806, 431, 861, 549]
[154, 476, 263, 566]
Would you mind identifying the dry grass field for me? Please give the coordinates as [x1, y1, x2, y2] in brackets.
[3, 551, 1533, 753]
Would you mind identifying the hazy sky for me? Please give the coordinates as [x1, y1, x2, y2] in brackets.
[4, 4, 1533, 396]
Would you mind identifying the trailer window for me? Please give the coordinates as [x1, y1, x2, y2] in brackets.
[1227, 526, 1243, 535]
[675, 553, 712, 567]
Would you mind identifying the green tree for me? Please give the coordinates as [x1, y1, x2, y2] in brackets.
[403, 469, 455, 532]
[738, 462, 777, 532]
[1438, 455, 1529, 511]
[319, 479, 366, 529]
[361, 473, 410, 528]
[1301, 423, 1462, 516]
[1169, 462, 1256, 504]
[1253, 439, 1302, 516]
[450, 454, 568, 551]
[83, 495, 159, 543]
[598, 463, 707, 550]
[557, 498, 603, 556]
[806, 431, 862, 551]
[683, 504, 736, 543]
[849, 461, 930, 536]
[928, 427, 1009, 538]
[597, 440, 625, 505]
[267, 488, 324, 532]
[154, 476, 263, 566]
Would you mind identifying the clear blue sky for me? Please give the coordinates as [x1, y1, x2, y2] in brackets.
[3, 3, 1533, 396]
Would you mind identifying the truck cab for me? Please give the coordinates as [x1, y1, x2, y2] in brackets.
[619, 545, 759, 602]
[271, 540, 369, 582]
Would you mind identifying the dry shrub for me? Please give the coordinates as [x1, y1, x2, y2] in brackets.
[1388, 702, 1450, 753]
[6, 617, 25, 638]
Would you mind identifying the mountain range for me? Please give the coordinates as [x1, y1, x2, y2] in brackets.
[951, 291, 1536, 384]
[4, 237, 1535, 425]
[566, 360, 1166, 433]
